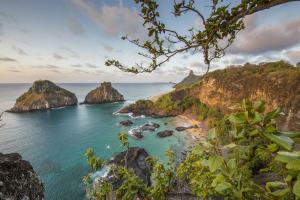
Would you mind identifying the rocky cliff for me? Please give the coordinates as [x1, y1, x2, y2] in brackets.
[83, 82, 124, 104]
[0, 153, 44, 200]
[8, 80, 78, 112]
[188, 61, 300, 130]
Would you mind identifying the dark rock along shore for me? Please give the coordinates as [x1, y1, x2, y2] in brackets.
[0, 153, 44, 200]
[8, 80, 78, 113]
[83, 82, 124, 104]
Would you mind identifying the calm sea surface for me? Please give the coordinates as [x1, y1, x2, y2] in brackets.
[0, 83, 191, 200]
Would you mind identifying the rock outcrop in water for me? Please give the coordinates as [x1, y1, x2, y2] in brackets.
[83, 82, 124, 104]
[8, 80, 77, 112]
[0, 153, 44, 200]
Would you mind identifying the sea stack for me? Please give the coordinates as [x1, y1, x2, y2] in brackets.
[83, 82, 124, 104]
[8, 80, 77, 112]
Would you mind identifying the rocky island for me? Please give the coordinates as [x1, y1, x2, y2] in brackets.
[82, 82, 124, 104]
[8, 80, 78, 113]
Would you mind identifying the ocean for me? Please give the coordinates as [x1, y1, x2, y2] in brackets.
[0, 83, 191, 200]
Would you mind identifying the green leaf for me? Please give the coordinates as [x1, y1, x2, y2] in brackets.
[208, 128, 217, 140]
[264, 108, 280, 123]
[263, 133, 294, 151]
[286, 160, 300, 170]
[208, 155, 223, 172]
[293, 177, 300, 197]
[228, 113, 245, 124]
[224, 143, 237, 149]
[278, 132, 300, 138]
[251, 111, 263, 124]
[275, 151, 300, 163]
[215, 182, 232, 194]
[254, 100, 265, 112]
[268, 143, 279, 153]
[266, 181, 285, 192]
[271, 188, 290, 197]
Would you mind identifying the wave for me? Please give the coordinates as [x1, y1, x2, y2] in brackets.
[91, 165, 111, 183]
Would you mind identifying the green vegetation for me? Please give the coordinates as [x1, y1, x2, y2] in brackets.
[84, 99, 300, 199]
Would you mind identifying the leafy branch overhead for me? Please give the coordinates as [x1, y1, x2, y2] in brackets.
[105, 0, 297, 74]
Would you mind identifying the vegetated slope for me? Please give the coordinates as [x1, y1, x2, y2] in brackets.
[121, 61, 300, 131]
[187, 61, 300, 130]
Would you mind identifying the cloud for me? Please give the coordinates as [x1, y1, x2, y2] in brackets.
[53, 53, 65, 60]
[48, 69, 61, 73]
[70, 0, 147, 38]
[0, 21, 3, 35]
[66, 16, 85, 36]
[47, 65, 60, 69]
[60, 47, 79, 57]
[228, 16, 300, 55]
[102, 43, 114, 52]
[8, 69, 21, 73]
[285, 50, 300, 63]
[0, 57, 18, 62]
[86, 63, 97, 68]
[12, 45, 27, 55]
[73, 69, 90, 74]
[71, 64, 82, 67]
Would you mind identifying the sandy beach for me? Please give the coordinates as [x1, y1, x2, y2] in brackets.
[173, 115, 208, 141]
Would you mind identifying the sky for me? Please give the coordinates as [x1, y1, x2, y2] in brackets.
[0, 0, 300, 83]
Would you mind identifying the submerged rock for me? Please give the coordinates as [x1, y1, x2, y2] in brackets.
[109, 147, 152, 187]
[157, 130, 173, 138]
[8, 80, 77, 112]
[83, 82, 124, 104]
[119, 119, 133, 127]
[0, 153, 44, 200]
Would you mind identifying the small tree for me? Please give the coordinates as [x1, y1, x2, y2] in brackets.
[106, 0, 298, 74]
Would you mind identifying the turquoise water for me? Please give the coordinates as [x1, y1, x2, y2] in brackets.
[0, 83, 191, 200]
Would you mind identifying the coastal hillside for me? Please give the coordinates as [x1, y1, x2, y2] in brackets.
[121, 61, 300, 131]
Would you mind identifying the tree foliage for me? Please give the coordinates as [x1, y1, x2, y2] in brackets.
[84, 99, 300, 199]
[105, 0, 297, 74]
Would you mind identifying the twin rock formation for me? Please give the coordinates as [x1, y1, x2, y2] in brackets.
[9, 80, 124, 112]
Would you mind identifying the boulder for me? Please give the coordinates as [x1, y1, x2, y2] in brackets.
[119, 120, 133, 127]
[157, 130, 173, 138]
[176, 125, 198, 132]
[83, 82, 124, 104]
[140, 122, 160, 132]
[0, 153, 44, 200]
[109, 147, 151, 186]
[8, 80, 77, 112]
[129, 128, 143, 139]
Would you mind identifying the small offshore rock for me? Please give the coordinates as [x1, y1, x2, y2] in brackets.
[157, 130, 173, 138]
[119, 120, 133, 126]
[83, 82, 124, 104]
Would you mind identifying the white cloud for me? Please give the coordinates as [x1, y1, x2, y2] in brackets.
[70, 0, 147, 38]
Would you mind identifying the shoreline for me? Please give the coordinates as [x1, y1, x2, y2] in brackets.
[173, 115, 208, 141]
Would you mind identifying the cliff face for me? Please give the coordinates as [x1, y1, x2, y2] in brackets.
[0, 153, 44, 200]
[8, 80, 78, 112]
[188, 61, 300, 130]
[83, 82, 124, 104]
